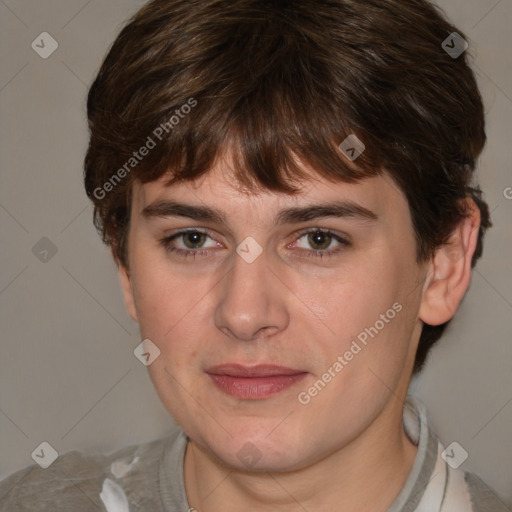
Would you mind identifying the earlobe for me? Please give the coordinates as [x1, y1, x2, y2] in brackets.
[117, 263, 139, 323]
[419, 201, 481, 326]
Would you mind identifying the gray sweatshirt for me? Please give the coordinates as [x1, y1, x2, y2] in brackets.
[0, 396, 509, 511]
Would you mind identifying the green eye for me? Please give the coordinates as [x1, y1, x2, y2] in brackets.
[160, 227, 350, 261]
[294, 229, 349, 258]
[306, 231, 335, 250]
[181, 231, 208, 249]
[160, 229, 218, 259]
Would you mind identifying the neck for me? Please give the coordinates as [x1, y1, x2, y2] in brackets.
[184, 396, 418, 512]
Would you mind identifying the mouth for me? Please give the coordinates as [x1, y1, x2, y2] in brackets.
[205, 364, 308, 399]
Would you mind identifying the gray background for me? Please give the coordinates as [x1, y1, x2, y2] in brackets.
[1, 0, 511, 506]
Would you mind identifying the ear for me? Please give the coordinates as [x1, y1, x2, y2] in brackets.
[117, 262, 139, 323]
[419, 200, 481, 326]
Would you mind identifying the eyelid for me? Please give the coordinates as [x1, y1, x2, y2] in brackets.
[160, 227, 351, 259]
[291, 227, 351, 245]
[287, 228, 350, 258]
[159, 227, 220, 253]
[162, 227, 218, 241]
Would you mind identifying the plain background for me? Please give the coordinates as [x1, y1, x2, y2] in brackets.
[1, 0, 511, 506]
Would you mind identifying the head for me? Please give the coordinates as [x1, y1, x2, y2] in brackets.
[84, 0, 490, 471]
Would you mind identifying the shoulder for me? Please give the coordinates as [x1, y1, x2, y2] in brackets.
[0, 433, 178, 512]
[463, 471, 511, 512]
[440, 461, 510, 512]
[0, 448, 112, 512]
[401, 397, 510, 512]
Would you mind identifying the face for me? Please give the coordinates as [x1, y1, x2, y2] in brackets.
[120, 159, 428, 472]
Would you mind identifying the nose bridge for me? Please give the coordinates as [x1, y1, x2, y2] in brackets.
[214, 245, 288, 341]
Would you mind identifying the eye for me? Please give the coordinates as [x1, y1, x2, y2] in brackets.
[292, 229, 350, 259]
[160, 229, 220, 258]
[175, 231, 212, 249]
[160, 227, 350, 261]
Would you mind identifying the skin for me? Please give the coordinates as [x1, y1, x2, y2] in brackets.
[117, 155, 480, 511]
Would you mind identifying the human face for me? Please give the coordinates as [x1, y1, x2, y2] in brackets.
[119, 160, 427, 472]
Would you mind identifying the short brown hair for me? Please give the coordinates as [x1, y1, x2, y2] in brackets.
[84, 0, 491, 373]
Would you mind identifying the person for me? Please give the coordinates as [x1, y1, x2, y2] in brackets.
[0, 0, 508, 510]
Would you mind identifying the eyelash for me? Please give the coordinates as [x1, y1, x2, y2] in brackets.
[159, 228, 350, 261]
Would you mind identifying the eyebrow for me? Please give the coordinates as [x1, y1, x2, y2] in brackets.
[141, 199, 378, 225]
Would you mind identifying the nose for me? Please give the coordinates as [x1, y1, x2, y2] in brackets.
[214, 246, 289, 342]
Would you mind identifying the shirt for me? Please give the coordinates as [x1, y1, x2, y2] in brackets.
[0, 396, 509, 511]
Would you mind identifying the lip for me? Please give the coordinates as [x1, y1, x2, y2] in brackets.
[206, 364, 308, 399]
[206, 364, 305, 377]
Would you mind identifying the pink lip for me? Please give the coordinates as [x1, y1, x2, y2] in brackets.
[206, 364, 307, 399]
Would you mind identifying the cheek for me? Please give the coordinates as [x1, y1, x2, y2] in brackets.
[309, 252, 417, 372]
[129, 248, 209, 345]
[315, 262, 399, 336]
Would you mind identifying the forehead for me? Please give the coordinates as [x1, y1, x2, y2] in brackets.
[131, 162, 408, 224]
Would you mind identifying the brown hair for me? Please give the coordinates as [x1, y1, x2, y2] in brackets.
[84, 0, 491, 373]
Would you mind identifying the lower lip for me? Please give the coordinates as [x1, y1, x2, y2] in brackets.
[207, 373, 308, 399]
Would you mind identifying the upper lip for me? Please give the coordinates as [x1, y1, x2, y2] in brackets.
[206, 364, 305, 377]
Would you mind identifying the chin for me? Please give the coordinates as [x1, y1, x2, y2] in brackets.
[211, 442, 306, 473]
[195, 422, 313, 473]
